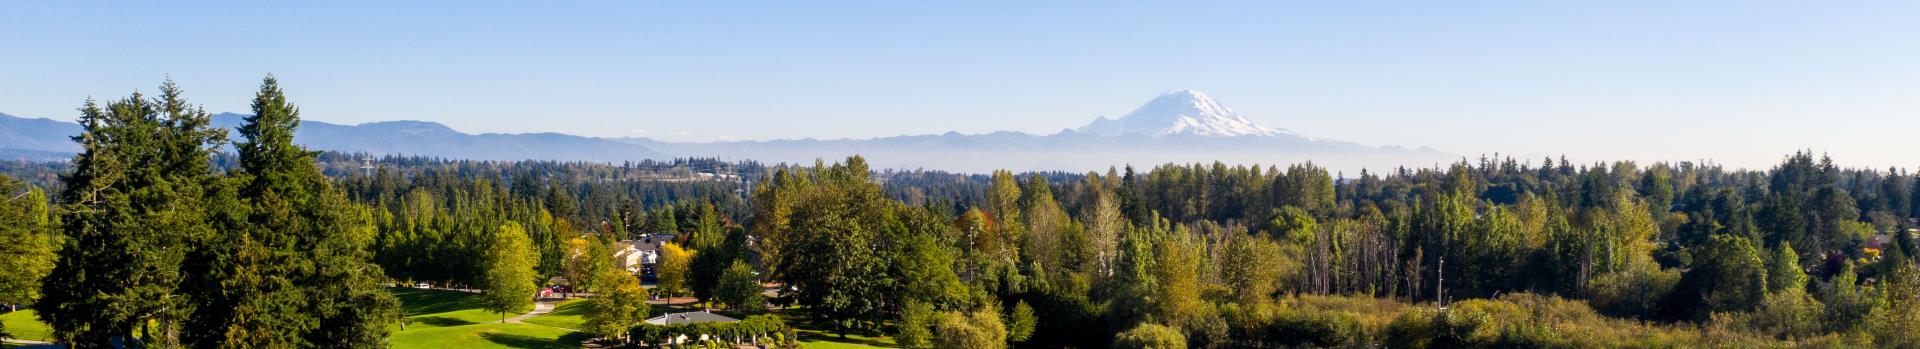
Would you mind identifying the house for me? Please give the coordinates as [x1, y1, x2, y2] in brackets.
[612, 233, 676, 277]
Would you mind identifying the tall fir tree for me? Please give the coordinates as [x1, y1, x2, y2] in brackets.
[179, 76, 399, 347]
[38, 80, 226, 347]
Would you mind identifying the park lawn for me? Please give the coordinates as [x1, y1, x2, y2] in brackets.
[391, 288, 534, 329]
[0, 309, 52, 342]
[389, 288, 577, 349]
[389, 322, 585, 349]
[798, 334, 894, 349]
[773, 311, 896, 349]
[521, 299, 589, 330]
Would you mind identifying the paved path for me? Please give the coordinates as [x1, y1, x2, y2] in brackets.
[505, 299, 557, 324]
[1, 338, 61, 348]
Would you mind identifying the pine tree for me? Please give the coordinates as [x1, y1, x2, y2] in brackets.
[38, 81, 225, 347]
[181, 76, 399, 347]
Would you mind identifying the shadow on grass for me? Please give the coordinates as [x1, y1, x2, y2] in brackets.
[773, 309, 894, 347]
[796, 332, 895, 347]
[546, 300, 590, 317]
[391, 287, 486, 316]
[481, 332, 579, 349]
[411, 316, 480, 327]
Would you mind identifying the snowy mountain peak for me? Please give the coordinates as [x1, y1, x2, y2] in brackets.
[1077, 89, 1291, 138]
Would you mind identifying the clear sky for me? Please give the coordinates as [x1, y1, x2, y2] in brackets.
[5, 1, 1919, 170]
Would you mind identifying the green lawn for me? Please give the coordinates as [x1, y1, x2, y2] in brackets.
[773, 311, 896, 349]
[0, 289, 577, 348]
[798, 334, 894, 349]
[521, 299, 588, 330]
[390, 322, 586, 349]
[390, 288, 579, 349]
[0, 309, 52, 342]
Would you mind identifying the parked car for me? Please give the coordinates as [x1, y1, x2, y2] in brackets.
[415, 282, 430, 289]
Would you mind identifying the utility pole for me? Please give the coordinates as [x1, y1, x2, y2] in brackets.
[359, 154, 376, 177]
[1436, 256, 1446, 310]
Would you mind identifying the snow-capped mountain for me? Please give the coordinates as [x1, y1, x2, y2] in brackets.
[1077, 89, 1291, 137]
[2, 89, 1448, 173]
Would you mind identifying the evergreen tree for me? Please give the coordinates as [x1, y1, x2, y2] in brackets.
[179, 76, 399, 347]
[39, 81, 225, 346]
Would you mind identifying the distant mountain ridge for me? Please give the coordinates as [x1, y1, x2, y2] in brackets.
[0, 111, 668, 162]
[2, 90, 1450, 172]
[610, 90, 1449, 172]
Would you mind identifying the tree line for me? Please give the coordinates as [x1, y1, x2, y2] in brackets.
[745, 154, 1920, 347]
[6, 78, 1920, 348]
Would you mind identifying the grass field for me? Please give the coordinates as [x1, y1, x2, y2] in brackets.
[521, 299, 588, 330]
[389, 288, 581, 349]
[1, 290, 893, 348]
[390, 322, 585, 349]
[0, 309, 52, 343]
[771, 311, 895, 349]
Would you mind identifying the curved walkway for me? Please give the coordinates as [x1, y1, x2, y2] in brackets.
[2, 338, 61, 348]
[504, 298, 558, 324]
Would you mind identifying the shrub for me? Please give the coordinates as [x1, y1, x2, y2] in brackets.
[1264, 309, 1363, 347]
[1114, 323, 1186, 349]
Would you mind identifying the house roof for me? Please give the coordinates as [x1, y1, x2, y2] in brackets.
[617, 233, 678, 252]
[645, 311, 739, 326]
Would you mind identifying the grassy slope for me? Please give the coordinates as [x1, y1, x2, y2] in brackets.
[772, 311, 896, 349]
[521, 299, 588, 330]
[390, 322, 584, 349]
[1, 290, 890, 348]
[0, 310, 52, 342]
[390, 288, 578, 349]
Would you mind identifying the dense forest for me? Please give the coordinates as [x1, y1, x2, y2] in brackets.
[4, 78, 1920, 348]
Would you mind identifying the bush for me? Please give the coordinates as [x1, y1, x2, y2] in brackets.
[1264, 309, 1363, 347]
[1114, 323, 1186, 349]
[933, 308, 1007, 349]
[629, 314, 788, 345]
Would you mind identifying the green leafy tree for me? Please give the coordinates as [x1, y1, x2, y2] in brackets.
[1220, 233, 1282, 304]
[1666, 234, 1767, 320]
[1765, 243, 1808, 294]
[933, 307, 1008, 349]
[656, 242, 693, 300]
[1869, 259, 1920, 347]
[1113, 323, 1186, 349]
[895, 301, 937, 349]
[483, 222, 539, 322]
[583, 267, 649, 343]
[561, 237, 614, 297]
[717, 260, 766, 312]
[0, 176, 55, 311]
[690, 222, 745, 305]
[768, 157, 893, 335]
[1006, 300, 1036, 343]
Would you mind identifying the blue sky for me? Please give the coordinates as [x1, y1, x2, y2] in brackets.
[4, 1, 1919, 169]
